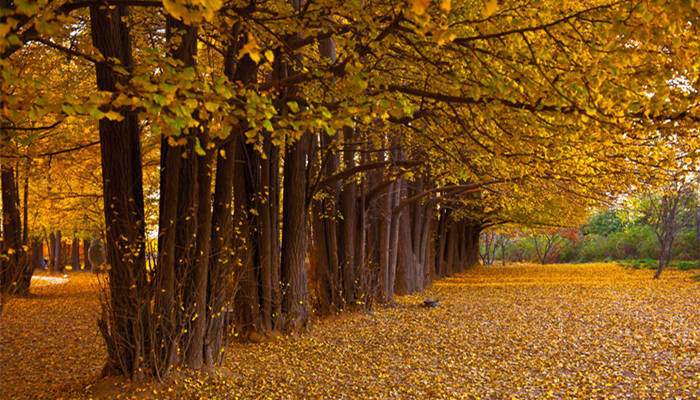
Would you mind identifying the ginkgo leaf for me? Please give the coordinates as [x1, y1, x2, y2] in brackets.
[409, 0, 431, 15]
[439, 0, 451, 12]
[239, 33, 261, 63]
[483, 0, 498, 17]
[104, 110, 124, 121]
[194, 138, 206, 156]
[287, 101, 299, 113]
[204, 102, 218, 112]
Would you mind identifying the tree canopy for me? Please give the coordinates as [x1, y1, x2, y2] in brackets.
[1, 0, 699, 378]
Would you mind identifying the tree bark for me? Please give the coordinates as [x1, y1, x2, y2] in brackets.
[258, 132, 281, 331]
[54, 230, 62, 271]
[205, 136, 236, 366]
[232, 133, 262, 335]
[378, 179, 394, 302]
[22, 161, 29, 245]
[1, 151, 29, 296]
[89, 3, 148, 377]
[185, 131, 214, 369]
[281, 131, 311, 331]
[339, 127, 357, 305]
[48, 232, 56, 272]
[31, 240, 43, 271]
[153, 129, 181, 374]
[310, 37, 342, 313]
[205, 42, 258, 363]
[71, 237, 80, 269]
[83, 238, 91, 271]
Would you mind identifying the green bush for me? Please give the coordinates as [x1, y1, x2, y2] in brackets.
[673, 228, 699, 261]
[503, 223, 698, 266]
[585, 210, 624, 236]
[621, 259, 656, 269]
[675, 261, 698, 271]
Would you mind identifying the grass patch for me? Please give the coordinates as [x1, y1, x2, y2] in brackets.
[618, 259, 699, 270]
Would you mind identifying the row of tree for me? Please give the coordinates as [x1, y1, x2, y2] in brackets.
[2, 0, 699, 380]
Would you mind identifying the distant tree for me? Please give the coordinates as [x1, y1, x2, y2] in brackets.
[585, 210, 624, 237]
[71, 237, 80, 270]
[83, 238, 91, 271]
[641, 180, 695, 278]
[479, 231, 499, 266]
[480, 230, 514, 266]
[531, 229, 567, 265]
[499, 234, 515, 266]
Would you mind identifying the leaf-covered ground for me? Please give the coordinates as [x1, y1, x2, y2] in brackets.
[0, 273, 104, 399]
[1, 264, 698, 399]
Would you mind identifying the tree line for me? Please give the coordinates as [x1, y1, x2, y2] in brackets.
[2, 0, 699, 378]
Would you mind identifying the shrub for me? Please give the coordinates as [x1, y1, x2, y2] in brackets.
[673, 228, 699, 261]
[675, 261, 698, 271]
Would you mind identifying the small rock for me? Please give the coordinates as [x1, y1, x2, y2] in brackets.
[422, 299, 439, 308]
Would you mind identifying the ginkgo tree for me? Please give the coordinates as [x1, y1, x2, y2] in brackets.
[1, 0, 699, 379]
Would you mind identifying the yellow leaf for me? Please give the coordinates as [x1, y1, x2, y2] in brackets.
[0, 23, 11, 37]
[440, 0, 451, 12]
[239, 33, 261, 63]
[204, 102, 218, 112]
[104, 111, 124, 121]
[483, 0, 498, 17]
[410, 0, 431, 15]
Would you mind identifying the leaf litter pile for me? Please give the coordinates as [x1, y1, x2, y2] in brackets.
[1, 264, 697, 399]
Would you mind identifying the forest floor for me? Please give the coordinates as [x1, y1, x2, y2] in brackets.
[1, 264, 698, 400]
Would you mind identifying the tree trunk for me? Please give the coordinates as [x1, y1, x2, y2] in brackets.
[395, 204, 414, 295]
[83, 238, 91, 271]
[339, 126, 357, 305]
[378, 180, 394, 302]
[205, 136, 236, 366]
[90, 3, 148, 377]
[279, 10, 311, 329]
[153, 131, 182, 374]
[48, 232, 56, 272]
[184, 131, 214, 369]
[466, 223, 481, 268]
[232, 134, 262, 335]
[258, 132, 281, 331]
[501, 242, 507, 266]
[281, 131, 311, 331]
[446, 225, 456, 276]
[654, 244, 667, 279]
[388, 179, 401, 290]
[312, 37, 342, 313]
[22, 161, 29, 245]
[31, 240, 43, 271]
[71, 237, 80, 269]
[1, 152, 29, 296]
[205, 43, 258, 363]
[54, 230, 62, 271]
[62, 241, 70, 268]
